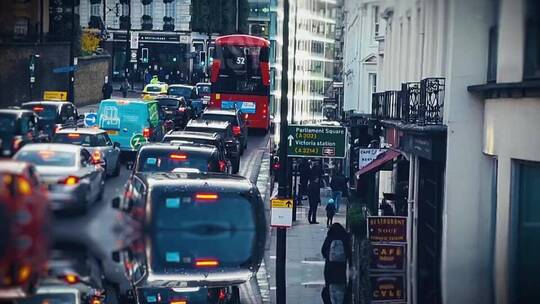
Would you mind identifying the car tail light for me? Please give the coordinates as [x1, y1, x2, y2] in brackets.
[232, 126, 241, 136]
[16, 176, 32, 196]
[17, 265, 31, 283]
[195, 193, 218, 202]
[62, 274, 80, 284]
[244, 114, 249, 119]
[178, 107, 186, 112]
[12, 137, 23, 151]
[170, 300, 187, 304]
[218, 160, 227, 172]
[90, 297, 102, 304]
[68, 133, 80, 138]
[33, 106, 44, 112]
[170, 153, 188, 161]
[143, 128, 152, 138]
[194, 258, 219, 267]
[60, 176, 79, 186]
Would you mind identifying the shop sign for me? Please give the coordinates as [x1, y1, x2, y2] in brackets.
[367, 216, 407, 242]
[139, 34, 180, 42]
[359, 149, 386, 169]
[369, 243, 406, 272]
[370, 274, 406, 303]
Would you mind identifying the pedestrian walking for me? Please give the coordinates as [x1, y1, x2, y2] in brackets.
[321, 223, 351, 284]
[150, 75, 159, 84]
[308, 178, 321, 224]
[120, 78, 129, 98]
[101, 76, 113, 100]
[330, 170, 349, 213]
[298, 158, 310, 199]
[311, 159, 323, 182]
[326, 198, 336, 227]
[143, 69, 151, 85]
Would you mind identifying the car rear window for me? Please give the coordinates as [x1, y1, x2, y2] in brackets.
[168, 87, 192, 99]
[200, 113, 237, 126]
[150, 190, 256, 231]
[0, 114, 17, 134]
[157, 99, 180, 108]
[146, 85, 162, 92]
[14, 150, 76, 167]
[16, 293, 77, 303]
[53, 133, 98, 147]
[22, 104, 58, 120]
[136, 149, 217, 173]
[184, 126, 226, 137]
[150, 229, 256, 272]
[162, 136, 215, 147]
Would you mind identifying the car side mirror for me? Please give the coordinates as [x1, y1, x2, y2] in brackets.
[111, 250, 121, 263]
[112, 197, 121, 209]
[113, 142, 120, 149]
[126, 161, 134, 170]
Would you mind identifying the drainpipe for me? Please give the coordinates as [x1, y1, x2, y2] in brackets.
[406, 153, 414, 304]
[412, 155, 420, 304]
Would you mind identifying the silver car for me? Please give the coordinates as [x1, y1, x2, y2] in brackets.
[52, 128, 121, 177]
[13, 143, 105, 212]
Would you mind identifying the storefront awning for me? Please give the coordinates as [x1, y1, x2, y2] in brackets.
[356, 149, 401, 179]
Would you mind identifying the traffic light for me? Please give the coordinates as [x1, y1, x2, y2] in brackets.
[199, 51, 206, 66]
[141, 48, 149, 63]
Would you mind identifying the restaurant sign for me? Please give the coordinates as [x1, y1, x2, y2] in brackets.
[367, 216, 407, 242]
[369, 243, 406, 272]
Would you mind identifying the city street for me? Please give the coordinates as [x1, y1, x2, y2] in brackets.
[49, 124, 271, 303]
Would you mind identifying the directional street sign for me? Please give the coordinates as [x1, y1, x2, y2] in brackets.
[83, 113, 97, 127]
[271, 198, 293, 227]
[286, 125, 346, 158]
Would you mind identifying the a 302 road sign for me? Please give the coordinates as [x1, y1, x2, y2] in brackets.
[286, 125, 346, 158]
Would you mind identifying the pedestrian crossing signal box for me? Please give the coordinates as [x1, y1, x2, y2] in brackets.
[271, 198, 293, 228]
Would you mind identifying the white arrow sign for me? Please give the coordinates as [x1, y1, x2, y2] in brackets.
[287, 134, 294, 146]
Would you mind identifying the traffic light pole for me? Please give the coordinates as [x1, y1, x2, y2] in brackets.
[276, 0, 290, 303]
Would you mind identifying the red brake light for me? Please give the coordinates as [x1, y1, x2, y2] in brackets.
[60, 176, 79, 185]
[195, 258, 219, 267]
[33, 106, 44, 112]
[68, 133, 80, 138]
[244, 114, 249, 119]
[232, 126, 241, 136]
[170, 300, 187, 304]
[63, 274, 79, 284]
[219, 160, 227, 172]
[178, 107, 186, 112]
[195, 193, 218, 201]
[91, 297, 102, 304]
[170, 153, 188, 160]
[219, 289, 226, 301]
[143, 128, 152, 138]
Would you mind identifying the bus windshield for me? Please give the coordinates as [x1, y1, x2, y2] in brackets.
[212, 45, 269, 96]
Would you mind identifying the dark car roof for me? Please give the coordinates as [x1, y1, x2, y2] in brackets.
[186, 119, 230, 129]
[164, 131, 221, 140]
[202, 109, 237, 116]
[135, 171, 253, 193]
[0, 160, 31, 174]
[139, 142, 218, 154]
[0, 109, 34, 117]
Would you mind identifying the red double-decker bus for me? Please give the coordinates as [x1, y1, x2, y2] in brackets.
[209, 35, 271, 132]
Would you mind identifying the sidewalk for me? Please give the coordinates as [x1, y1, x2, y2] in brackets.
[267, 197, 347, 303]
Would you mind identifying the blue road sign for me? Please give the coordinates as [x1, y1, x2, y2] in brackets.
[84, 113, 97, 127]
[53, 65, 77, 74]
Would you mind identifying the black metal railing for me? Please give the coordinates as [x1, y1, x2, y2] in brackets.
[420, 77, 445, 125]
[371, 78, 445, 125]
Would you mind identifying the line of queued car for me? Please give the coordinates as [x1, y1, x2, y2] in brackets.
[0, 84, 264, 303]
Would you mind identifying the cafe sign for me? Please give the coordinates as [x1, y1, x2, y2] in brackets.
[367, 216, 407, 242]
[370, 274, 406, 303]
[369, 243, 406, 272]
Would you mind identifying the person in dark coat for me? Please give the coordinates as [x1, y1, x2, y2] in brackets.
[298, 158, 310, 198]
[330, 172, 349, 213]
[308, 178, 321, 224]
[101, 77, 113, 100]
[310, 159, 323, 182]
[120, 78, 130, 98]
[322, 223, 351, 284]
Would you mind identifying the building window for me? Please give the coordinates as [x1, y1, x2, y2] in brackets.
[524, 0, 540, 79]
[373, 6, 380, 38]
[142, 0, 154, 30]
[487, 0, 499, 82]
[13, 17, 29, 37]
[369, 73, 377, 95]
[163, 0, 175, 31]
[512, 160, 540, 302]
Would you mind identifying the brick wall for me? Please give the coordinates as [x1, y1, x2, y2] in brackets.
[74, 54, 111, 106]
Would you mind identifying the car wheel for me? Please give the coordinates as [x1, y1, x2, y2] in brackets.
[112, 159, 121, 177]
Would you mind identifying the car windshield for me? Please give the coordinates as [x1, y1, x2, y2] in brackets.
[53, 133, 98, 147]
[168, 87, 192, 99]
[146, 85, 162, 93]
[197, 84, 211, 96]
[200, 113, 237, 125]
[150, 190, 256, 230]
[14, 150, 76, 167]
[136, 149, 216, 172]
[22, 104, 58, 120]
[15, 293, 77, 304]
[0, 114, 17, 134]
[157, 99, 180, 108]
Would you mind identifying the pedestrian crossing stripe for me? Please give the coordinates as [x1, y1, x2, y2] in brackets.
[271, 198, 293, 209]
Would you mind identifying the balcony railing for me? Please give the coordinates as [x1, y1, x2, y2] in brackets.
[371, 77, 445, 125]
